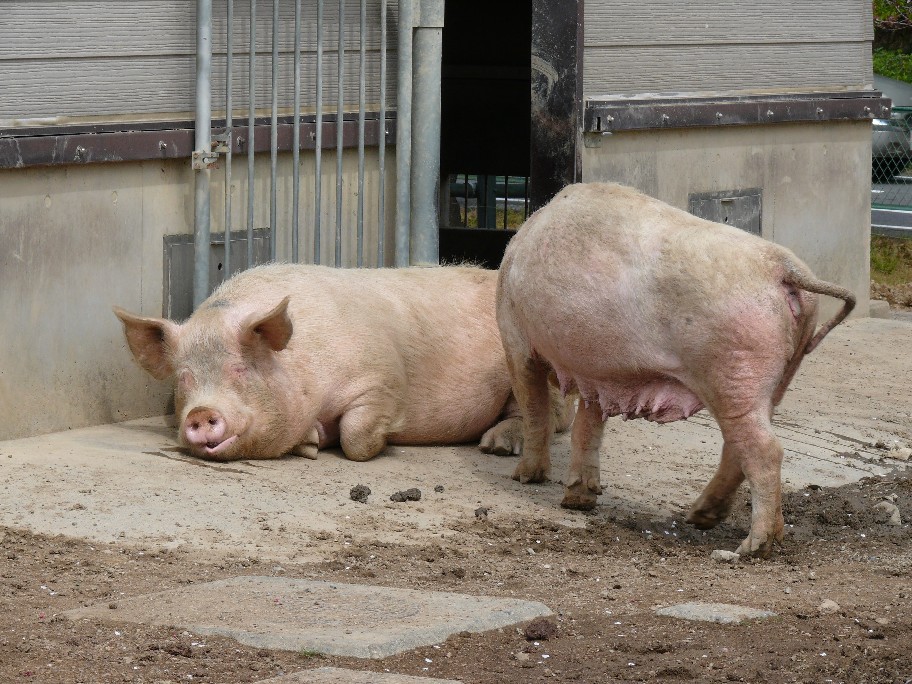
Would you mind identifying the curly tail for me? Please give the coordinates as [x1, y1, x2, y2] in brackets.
[784, 264, 856, 355]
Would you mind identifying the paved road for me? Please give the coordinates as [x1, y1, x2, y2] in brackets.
[872, 177, 912, 237]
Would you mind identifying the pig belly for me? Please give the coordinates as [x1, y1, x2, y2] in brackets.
[553, 367, 704, 423]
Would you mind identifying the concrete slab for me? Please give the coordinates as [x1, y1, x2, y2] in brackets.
[0, 318, 909, 561]
[655, 603, 777, 624]
[63, 576, 552, 659]
[255, 667, 462, 683]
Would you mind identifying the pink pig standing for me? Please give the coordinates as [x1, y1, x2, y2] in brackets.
[497, 182, 855, 557]
[115, 264, 573, 463]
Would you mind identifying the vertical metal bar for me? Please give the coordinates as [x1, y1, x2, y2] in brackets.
[193, 0, 213, 309]
[292, 0, 302, 263]
[224, 0, 234, 280]
[395, 0, 413, 266]
[247, 0, 256, 267]
[462, 173, 468, 227]
[503, 175, 508, 229]
[377, 0, 387, 267]
[356, 0, 366, 268]
[335, 0, 346, 267]
[409, 0, 443, 264]
[523, 175, 529, 220]
[269, 0, 279, 262]
[314, 0, 324, 264]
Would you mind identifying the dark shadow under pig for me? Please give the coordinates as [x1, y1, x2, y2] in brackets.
[114, 263, 573, 462]
[496, 182, 856, 557]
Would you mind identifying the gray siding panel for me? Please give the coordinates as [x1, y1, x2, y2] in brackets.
[585, 43, 873, 97]
[1, 0, 398, 124]
[2, 52, 395, 121]
[584, 0, 873, 97]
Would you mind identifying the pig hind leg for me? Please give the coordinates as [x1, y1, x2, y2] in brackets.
[690, 409, 785, 558]
[479, 381, 574, 457]
[560, 397, 605, 510]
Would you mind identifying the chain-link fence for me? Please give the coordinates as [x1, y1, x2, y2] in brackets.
[872, 106, 912, 208]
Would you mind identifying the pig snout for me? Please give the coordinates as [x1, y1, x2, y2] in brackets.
[183, 407, 239, 456]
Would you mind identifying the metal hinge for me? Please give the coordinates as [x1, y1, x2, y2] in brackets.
[192, 131, 231, 170]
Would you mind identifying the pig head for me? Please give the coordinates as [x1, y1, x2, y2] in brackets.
[114, 296, 312, 460]
[497, 182, 855, 557]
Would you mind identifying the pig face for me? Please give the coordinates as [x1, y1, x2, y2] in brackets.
[114, 297, 307, 460]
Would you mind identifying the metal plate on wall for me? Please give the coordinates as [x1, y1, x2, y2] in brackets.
[688, 189, 762, 235]
[163, 231, 271, 321]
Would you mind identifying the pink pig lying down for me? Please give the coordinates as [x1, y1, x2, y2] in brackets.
[114, 263, 574, 463]
[497, 182, 856, 557]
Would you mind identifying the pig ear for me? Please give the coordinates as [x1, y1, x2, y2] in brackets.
[240, 296, 293, 352]
[112, 306, 180, 380]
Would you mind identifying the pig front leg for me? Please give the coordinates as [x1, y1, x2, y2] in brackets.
[291, 426, 320, 459]
[338, 399, 403, 462]
[560, 398, 605, 510]
[508, 356, 554, 483]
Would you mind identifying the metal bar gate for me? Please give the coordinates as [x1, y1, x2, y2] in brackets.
[191, 0, 442, 309]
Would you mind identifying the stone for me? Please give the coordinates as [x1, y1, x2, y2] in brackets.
[874, 501, 903, 526]
[710, 550, 740, 563]
[256, 667, 463, 683]
[63, 576, 552, 659]
[818, 599, 841, 615]
[654, 602, 776, 624]
[869, 299, 892, 319]
[887, 446, 912, 462]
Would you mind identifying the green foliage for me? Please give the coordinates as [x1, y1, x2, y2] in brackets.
[873, 48, 912, 83]
[871, 235, 912, 284]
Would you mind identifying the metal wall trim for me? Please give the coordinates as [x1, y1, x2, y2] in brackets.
[0, 117, 396, 170]
[585, 92, 892, 133]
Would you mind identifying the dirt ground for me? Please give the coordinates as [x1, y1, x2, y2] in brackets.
[2, 473, 911, 684]
[2, 316, 912, 684]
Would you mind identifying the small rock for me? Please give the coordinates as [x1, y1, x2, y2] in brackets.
[390, 488, 421, 502]
[655, 602, 776, 624]
[818, 599, 841, 615]
[349, 485, 371, 503]
[784, 586, 792, 595]
[514, 651, 531, 662]
[710, 550, 741, 563]
[875, 617, 890, 626]
[887, 446, 911, 462]
[474, 507, 490, 519]
[434, 485, 445, 493]
[523, 617, 558, 641]
[874, 501, 902, 526]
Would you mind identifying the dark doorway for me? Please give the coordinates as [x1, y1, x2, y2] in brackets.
[438, 0, 531, 268]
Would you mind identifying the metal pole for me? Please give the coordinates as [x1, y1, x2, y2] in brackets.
[335, 0, 345, 267]
[409, 0, 443, 265]
[377, 0, 387, 267]
[247, 0, 256, 268]
[394, 0, 413, 266]
[314, 0, 324, 264]
[269, 0, 279, 262]
[356, 0, 366, 267]
[292, 0, 302, 263]
[193, 0, 213, 309]
[224, 0, 234, 280]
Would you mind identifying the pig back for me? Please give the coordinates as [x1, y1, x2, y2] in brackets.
[501, 183, 812, 378]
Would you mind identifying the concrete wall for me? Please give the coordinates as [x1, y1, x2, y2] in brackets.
[582, 120, 872, 321]
[0, 149, 395, 440]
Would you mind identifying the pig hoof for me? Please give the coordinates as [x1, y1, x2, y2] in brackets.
[292, 442, 319, 460]
[735, 530, 785, 558]
[686, 498, 733, 530]
[479, 419, 523, 457]
[511, 463, 549, 484]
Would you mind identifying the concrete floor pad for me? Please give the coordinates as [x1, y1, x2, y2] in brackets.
[64, 576, 552, 659]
